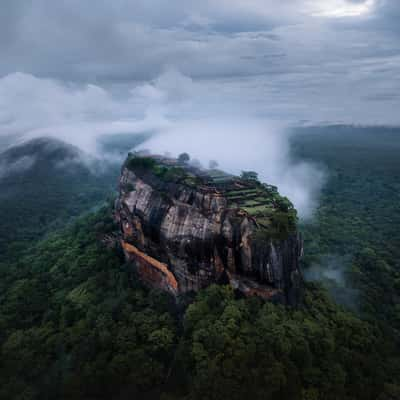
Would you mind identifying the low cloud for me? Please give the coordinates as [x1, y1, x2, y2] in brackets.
[0, 72, 167, 154]
[304, 255, 360, 311]
[0, 70, 326, 218]
[141, 118, 325, 219]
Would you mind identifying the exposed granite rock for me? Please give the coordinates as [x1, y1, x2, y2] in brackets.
[115, 155, 303, 304]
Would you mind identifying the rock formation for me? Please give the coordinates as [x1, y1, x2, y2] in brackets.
[115, 154, 303, 304]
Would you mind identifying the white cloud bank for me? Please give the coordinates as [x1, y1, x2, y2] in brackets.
[142, 119, 325, 219]
[0, 70, 325, 218]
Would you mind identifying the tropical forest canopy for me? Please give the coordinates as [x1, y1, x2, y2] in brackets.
[0, 127, 399, 399]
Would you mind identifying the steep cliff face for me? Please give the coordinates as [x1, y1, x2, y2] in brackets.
[115, 154, 303, 304]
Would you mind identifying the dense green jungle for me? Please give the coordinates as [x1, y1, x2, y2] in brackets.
[0, 127, 399, 400]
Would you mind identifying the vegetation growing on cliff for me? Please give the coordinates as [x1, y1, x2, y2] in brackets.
[126, 154, 298, 239]
[126, 155, 157, 170]
[223, 179, 298, 239]
[126, 154, 205, 187]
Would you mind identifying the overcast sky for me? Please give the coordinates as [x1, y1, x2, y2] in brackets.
[1, 0, 399, 217]
[1, 0, 399, 126]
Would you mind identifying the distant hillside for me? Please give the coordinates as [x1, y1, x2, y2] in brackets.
[0, 137, 119, 260]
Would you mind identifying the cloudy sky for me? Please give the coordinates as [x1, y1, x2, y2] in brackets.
[1, 0, 399, 126]
[1, 0, 399, 216]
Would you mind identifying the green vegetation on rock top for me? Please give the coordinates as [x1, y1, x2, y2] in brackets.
[126, 154, 298, 239]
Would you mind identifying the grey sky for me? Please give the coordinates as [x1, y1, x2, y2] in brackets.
[1, 0, 399, 124]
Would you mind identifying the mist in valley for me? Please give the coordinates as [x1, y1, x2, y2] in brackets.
[0, 70, 326, 219]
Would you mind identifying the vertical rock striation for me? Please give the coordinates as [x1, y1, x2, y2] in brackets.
[115, 155, 303, 304]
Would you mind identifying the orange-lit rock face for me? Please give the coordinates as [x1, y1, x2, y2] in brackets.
[115, 159, 303, 304]
[121, 240, 178, 295]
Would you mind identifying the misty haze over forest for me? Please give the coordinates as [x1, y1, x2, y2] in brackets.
[1, 1, 400, 400]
